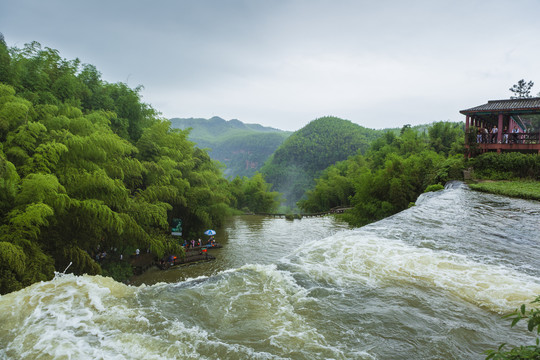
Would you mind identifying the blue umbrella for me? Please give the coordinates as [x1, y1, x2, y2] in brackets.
[204, 229, 216, 236]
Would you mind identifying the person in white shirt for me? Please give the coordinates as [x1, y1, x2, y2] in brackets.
[511, 126, 519, 143]
[491, 126, 498, 143]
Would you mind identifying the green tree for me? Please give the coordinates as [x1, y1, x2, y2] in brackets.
[261, 116, 383, 207]
[0, 38, 296, 293]
[0, 33, 11, 83]
[300, 122, 464, 227]
[510, 79, 535, 99]
[428, 121, 464, 156]
[229, 173, 280, 213]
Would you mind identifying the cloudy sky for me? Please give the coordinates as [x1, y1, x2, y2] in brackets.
[2, 0, 540, 131]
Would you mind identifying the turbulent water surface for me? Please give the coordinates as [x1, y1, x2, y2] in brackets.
[1, 182, 539, 359]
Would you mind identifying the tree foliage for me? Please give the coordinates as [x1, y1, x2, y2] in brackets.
[261, 116, 383, 207]
[485, 296, 540, 359]
[470, 152, 540, 180]
[509, 79, 535, 99]
[299, 123, 466, 226]
[228, 173, 280, 213]
[0, 38, 279, 294]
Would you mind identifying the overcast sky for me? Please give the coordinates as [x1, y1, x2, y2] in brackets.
[2, 0, 540, 131]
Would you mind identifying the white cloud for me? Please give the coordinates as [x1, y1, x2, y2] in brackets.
[2, 0, 540, 131]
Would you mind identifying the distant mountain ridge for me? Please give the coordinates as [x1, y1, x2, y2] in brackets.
[170, 116, 286, 138]
[169, 117, 291, 178]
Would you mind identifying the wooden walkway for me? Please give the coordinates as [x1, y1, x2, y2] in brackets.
[129, 244, 221, 274]
[255, 206, 353, 218]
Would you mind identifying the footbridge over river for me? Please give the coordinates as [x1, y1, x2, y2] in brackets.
[254, 206, 353, 218]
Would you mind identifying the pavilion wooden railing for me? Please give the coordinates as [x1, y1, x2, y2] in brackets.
[472, 132, 540, 144]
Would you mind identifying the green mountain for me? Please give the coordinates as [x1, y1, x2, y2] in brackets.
[169, 117, 291, 178]
[260, 116, 384, 208]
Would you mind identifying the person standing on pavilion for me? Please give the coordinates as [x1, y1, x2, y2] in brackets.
[491, 125, 498, 143]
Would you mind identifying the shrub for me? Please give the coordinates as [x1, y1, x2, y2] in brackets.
[101, 261, 133, 282]
[424, 184, 444, 193]
[471, 153, 540, 180]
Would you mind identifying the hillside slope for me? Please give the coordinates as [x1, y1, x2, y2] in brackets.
[169, 117, 291, 178]
[260, 116, 383, 208]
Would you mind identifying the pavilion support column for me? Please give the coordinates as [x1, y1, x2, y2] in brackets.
[497, 113, 503, 144]
[465, 116, 470, 145]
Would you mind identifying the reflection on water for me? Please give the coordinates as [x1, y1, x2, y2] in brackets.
[1, 183, 540, 359]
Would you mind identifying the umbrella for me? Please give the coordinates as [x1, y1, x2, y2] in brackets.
[204, 229, 216, 236]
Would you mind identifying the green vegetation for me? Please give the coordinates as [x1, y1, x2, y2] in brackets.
[469, 152, 540, 180]
[485, 296, 540, 359]
[260, 116, 383, 208]
[509, 79, 535, 99]
[469, 181, 540, 201]
[170, 117, 291, 178]
[466, 152, 540, 200]
[0, 37, 279, 293]
[170, 116, 287, 140]
[228, 173, 281, 213]
[212, 132, 290, 178]
[298, 122, 465, 226]
[424, 184, 445, 193]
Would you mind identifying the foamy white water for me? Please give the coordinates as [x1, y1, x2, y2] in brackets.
[1, 183, 539, 359]
[290, 231, 540, 313]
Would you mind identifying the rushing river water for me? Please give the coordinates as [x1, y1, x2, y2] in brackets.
[1, 182, 539, 359]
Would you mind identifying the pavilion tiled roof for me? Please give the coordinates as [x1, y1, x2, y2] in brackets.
[460, 97, 540, 114]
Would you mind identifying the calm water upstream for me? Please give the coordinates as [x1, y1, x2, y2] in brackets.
[1, 182, 539, 359]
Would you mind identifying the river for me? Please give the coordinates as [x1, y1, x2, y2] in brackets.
[1, 182, 539, 359]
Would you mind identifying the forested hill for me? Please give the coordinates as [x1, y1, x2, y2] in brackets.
[260, 116, 383, 208]
[170, 117, 291, 178]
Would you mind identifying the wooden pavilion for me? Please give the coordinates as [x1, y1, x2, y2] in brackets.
[460, 97, 540, 156]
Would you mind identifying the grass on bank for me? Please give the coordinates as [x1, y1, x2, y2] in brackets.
[469, 180, 540, 201]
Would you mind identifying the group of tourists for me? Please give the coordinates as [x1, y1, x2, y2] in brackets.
[181, 236, 216, 249]
[183, 238, 202, 249]
[92, 245, 128, 262]
[476, 125, 523, 144]
[159, 234, 217, 268]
